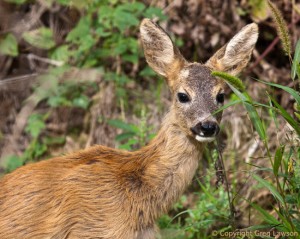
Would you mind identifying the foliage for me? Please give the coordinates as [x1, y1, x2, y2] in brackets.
[5, 113, 49, 172]
[292, 39, 300, 81]
[1, 1, 300, 238]
[215, 64, 300, 237]
[163, 9, 300, 234]
[248, 0, 269, 21]
[158, 150, 232, 239]
[0, 33, 18, 56]
[108, 108, 155, 150]
[3, 0, 166, 171]
[23, 27, 56, 50]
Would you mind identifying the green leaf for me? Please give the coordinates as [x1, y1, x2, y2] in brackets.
[25, 114, 46, 138]
[76, 34, 96, 53]
[98, 6, 114, 29]
[5, 155, 24, 172]
[108, 119, 138, 133]
[72, 95, 90, 109]
[115, 132, 136, 142]
[273, 146, 284, 176]
[95, 27, 111, 37]
[66, 17, 91, 42]
[119, 138, 138, 150]
[143, 7, 167, 20]
[118, 2, 145, 13]
[292, 39, 300, 80]
[212, 100, 243, 115]
[285, 194, 298, 204]
[269, 95, 300, 135]
[47, 96, 71, 107]
[113, 38, 129, 55]
[273, 207, 293, 232]
[232, 87, 267, 142]
[255, 79, 300, 105]
[253, 174, 284, 204]
[0, 33, 18, 56]
[23, 27, 55, 49]
[295, 111, 300, 121]
[4, 0, 27, 4]
[114, 7, 139, 32]
[50, 45, 73, 62]
[43, 136, 66, 145]
[250, 202, 281, 225]
[31, 141, 47, 159]
[211, 71, 246, 91]
[249, 0, 269, 21]
[57, 0, 91, 8]
[123, 54, 138, 64]
[268, 96, 279, 129]
[55, 0, 70, 5]
[139, 66, 156, 77]
[292, 219, 300, 232]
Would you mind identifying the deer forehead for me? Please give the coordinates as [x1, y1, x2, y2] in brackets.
[176, 64, 222, 96]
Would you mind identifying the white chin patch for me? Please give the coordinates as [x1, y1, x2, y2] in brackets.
[195, 135, 215, 142]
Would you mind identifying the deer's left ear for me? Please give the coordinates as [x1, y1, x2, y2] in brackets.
[205, 23, 258, 76]
[140, 19, 186, 79]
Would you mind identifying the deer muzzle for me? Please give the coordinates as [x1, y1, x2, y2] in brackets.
[190, 121, 220, 142]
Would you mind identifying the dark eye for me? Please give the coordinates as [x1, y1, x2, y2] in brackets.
[216, 93, 225, 103]
[177, 93, 190, 103]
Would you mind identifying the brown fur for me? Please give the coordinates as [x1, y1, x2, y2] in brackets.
[0, 19, 258, 239]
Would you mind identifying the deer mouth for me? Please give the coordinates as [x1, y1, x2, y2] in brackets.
[190, 121, 219, 143]
[195, 134, 215, 142]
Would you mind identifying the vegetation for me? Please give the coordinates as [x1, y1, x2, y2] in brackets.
[0, 0, 299, 238]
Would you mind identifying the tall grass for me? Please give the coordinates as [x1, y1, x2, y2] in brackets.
[212, 49, 300, 237]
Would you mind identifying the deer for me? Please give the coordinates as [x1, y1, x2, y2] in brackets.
[0, 19, 258, 239]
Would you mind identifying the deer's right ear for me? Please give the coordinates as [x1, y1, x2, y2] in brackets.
[206, 23, 258, 76]
[140, 19, 185, 79]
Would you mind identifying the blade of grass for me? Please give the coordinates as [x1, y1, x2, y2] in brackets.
[254, 78, 300, 105]
[268, 96, 279, 129]
[268, 95, 300, 135]
[273, 146, 284, 177]
[212, 72, 267, 142]
[250, 201, 281, 225]
[212, 100, 243, 115]
[211, 71, 245, 91]
[274, 207, 293, 232]
[234, 90, 267, 142]
[253, 174, 284, 204]
[292, 39, 300, 80]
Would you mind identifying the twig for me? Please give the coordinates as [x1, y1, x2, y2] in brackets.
[216, 139, 236, 230]
[27, 54, 64, 69]
[0, 73, 38, 86]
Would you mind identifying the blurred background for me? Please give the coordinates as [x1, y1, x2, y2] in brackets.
[0, 0, 299, 238]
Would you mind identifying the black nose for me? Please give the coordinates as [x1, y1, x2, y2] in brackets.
[190, 121, 220, 137]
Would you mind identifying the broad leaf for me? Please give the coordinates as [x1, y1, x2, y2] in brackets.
[0, 33, 18, 56]
[23, 27, 55, 49]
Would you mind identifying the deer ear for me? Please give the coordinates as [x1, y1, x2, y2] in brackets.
[206, 23, 258, 76]
[140, 19, 186, 78]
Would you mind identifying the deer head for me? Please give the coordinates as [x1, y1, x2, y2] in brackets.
[140, 19, 258, 142]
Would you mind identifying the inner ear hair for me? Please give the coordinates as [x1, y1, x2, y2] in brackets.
[140, 19, 186, 80]
[205, 23, 258, 76]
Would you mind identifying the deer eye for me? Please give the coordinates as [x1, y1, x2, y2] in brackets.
[177, 93, 190, 103]
[216, 93, 225, 104]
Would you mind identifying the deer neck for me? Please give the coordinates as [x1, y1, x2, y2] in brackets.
[134, 110, 204, 214]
